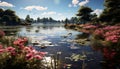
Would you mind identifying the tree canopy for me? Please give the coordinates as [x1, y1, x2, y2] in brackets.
[99, 0, 120, 24]
[25, 15, 33, 23]
[0, 8, 21, 26]
[76, 6, 93, 24]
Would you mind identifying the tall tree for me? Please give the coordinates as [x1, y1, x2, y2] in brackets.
[0, 8, 4, 17]
[70, 17, 78, 24]
[76, 6, 93, 24]
[37, 17, 41, 22]
[0, 9, 4, 24]
[99, 0, 120, 24]
[49, 17, 53, 22]
[65, 18, 69, 24]
[91, 13, 98, 24]
[25, 15, 33, 23]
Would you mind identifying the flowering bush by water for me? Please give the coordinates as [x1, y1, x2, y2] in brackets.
[0, 37, 47, 69]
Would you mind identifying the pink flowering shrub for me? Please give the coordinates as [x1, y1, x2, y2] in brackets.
[93, 25, 120, 43]
[91, 25, 120, 68]
[83, 25, 97, 29]
[0, 38, 47, 69]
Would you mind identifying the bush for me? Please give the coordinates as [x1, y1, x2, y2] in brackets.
[0, 38, 47, 69]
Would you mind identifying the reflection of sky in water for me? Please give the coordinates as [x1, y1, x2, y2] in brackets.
[17, 24, 103, 69]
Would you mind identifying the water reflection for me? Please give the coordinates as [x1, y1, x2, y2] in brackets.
[0, 24, 104, 69]
[92, 43, 120, 69]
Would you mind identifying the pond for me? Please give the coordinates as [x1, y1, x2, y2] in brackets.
[0, 23, 103, 69]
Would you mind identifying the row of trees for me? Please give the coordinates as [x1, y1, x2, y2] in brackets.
[64, 17, 78, 24]
[36, 17, 60, 23]
[76, 0, 120, 25]
[26, 0, 120, 25]
[0, 8, 21, 25]
[24, 15, 61, 23]
[0, 8, 62, 26]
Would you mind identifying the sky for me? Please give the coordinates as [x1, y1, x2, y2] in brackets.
[0, 0, 104, 20]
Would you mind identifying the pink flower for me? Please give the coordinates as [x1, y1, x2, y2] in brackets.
[39, 52, 47, 56]
[23, 38, 27, 42]
[94, 29, 104, 36]
[13, 38, 27, 46]
[26, 53, 33, 60]
[23, 47, 32, 53]
[5, 46, 16, 55]
[83, 25, 97, 29]
[105, 35, 119, 43]
[31, 49, 38, 54]
[0, 45, 3, 49]
[13, 40, 20, 45]
[34, 55, 43, 60]
[6, 46, 15, 52]
[0, 49, 5, 54]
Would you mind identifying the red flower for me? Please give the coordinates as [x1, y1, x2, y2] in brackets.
[39, 52, 47, 56]
[6, 46, 15, 52]
[0, 45, 3, 49]
[34, 55, 43, 60]
[26, 53, 33, 60]
[0, 49, 5, 54]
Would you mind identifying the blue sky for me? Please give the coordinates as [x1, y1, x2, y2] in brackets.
[0, 0, 104, 20]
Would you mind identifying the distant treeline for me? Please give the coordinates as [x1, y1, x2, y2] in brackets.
[34, 17, 61, 23]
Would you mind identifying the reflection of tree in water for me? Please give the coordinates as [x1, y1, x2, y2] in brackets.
[26, 26, 33, 32]
[75, 33, 90, 39]
[42, 24, 61, 30]
[76, 32, 120, 68]
[91, 42, 120, 69]
[2, 26, 21, 36]
[4, 31, 17, 36]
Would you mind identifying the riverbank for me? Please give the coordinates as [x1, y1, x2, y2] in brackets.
[65, 23, 120, 47]
[65, 23, 120, 68]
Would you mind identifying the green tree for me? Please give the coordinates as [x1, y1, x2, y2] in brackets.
[4, 9, 15, 16]
[0, 9, 4, 24]
[99, 0, 120, 24]
[76, 6, 93, 24]
[65, 18, 69, 24]
[25, 15, 33, 23]
[70, 17, 78, 24]
[0, 8, 4, 17]
[91, 13, 99, 24]
[49, 17, 53, 22]
[0, 8, 21, 25]
[37, 17, 41, 22]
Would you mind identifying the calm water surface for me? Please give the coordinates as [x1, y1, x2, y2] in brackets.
[2, 23, 103, 69]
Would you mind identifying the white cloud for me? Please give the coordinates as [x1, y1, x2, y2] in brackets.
[92, 9, 103, 17]
[79, 0, 89, 6]
[72, 0, 79, 7]
[0, 1, 15, 7]
[41, 12, 63, 16]
[41, 11, 57, 15]
[58, 13, 62, 16]
[68, 4, 72, 7]
[24, 6, 47, 11]
[69, 0, 89, 7]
